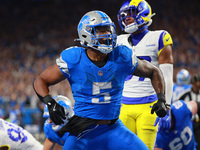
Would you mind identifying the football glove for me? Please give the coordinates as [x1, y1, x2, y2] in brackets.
[154, 109, 171, 131]
[151, 93, 167, 117]
[43, 95, 66, 125]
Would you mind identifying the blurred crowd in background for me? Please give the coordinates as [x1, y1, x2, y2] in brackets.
[0, 0, 199, 134]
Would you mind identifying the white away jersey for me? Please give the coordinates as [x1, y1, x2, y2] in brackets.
[0, 119, 43, 150]
[117, 30, 168, 104]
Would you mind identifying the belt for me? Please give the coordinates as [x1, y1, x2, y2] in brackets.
[96, 118, 118, 125]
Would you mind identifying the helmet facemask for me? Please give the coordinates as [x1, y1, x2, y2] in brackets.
[88, 25, 117, 53]
[118, 6, 140, 33]
[77, 11, 117, 54]
[117, 0, 155, 34]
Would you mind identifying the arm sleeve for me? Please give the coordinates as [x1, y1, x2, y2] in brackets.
[159, 64, 173, 105]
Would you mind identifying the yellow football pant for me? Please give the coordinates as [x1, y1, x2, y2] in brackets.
[119, 101, 158, 150]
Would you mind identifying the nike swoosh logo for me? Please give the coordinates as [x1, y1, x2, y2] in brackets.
[166, 38, 170, 41]
[53, 105, 56, 111]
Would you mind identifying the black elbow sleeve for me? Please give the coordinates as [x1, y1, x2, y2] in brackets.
[197, 102, 200, 117]
[32, 78, 43, 101]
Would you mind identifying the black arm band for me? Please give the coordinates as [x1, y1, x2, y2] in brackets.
[32, 79, 54, 105]
[157, 93, 166, 103]
[32, 79, 43, 101]
[43, 95, 55, 105]
[197, 102, 200, 117]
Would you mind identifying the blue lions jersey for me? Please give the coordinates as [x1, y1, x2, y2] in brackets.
[56, 45, 138, 120]
[43, 119, 69, 146]
[172, 83, 192, 102]
[155, 100, 197, 150]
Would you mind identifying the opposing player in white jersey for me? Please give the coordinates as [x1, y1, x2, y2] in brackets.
[43, 95, 74, 150]
[0, 118, 43, 150]
[117, 0, 173, 149]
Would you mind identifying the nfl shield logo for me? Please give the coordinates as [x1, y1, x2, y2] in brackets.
[98, 70, 103, 76]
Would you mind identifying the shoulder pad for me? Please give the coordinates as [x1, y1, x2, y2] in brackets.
[162, 31, 173, 46]
[117, 34, 130, 39]
[157, 30, 173, 52]
[114, 45, 133, 62]
[61, 46, 83, 64]
[158, 30, 173, 46]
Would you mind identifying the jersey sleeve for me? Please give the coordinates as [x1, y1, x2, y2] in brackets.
[131, 50, 138, 74]
[56, 55, 70, 78]
[117, 45, 138, 74]
[172, 100, 193, 120]
[158, 31, 173, 56]
[56, 46, 82, 78]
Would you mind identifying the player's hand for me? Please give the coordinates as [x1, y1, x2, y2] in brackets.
[154, 110, 171, 131]
[151, 101, 167, 117]
[44, 95, 66, 125]
[151, 93, 167, 117]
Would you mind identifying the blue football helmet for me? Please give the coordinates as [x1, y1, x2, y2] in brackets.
[77, 10, 117, 54]
[43, 95, 74, 132]
[117, 0, 155, 33]
[176, 69, 191, 85]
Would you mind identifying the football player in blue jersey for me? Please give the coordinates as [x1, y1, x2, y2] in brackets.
[117, 0, 173, 149]
[154, 100, 200, 150]
[173, 72, 200, 102]
[42, 95, 74, 150]
[172, 69, 192, 102]
[33, 10, 167, 150]
[172, 73, 200, 149]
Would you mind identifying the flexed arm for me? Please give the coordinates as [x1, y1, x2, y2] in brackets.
[33, 64, 67, 125]
[133, 59, 167, 117]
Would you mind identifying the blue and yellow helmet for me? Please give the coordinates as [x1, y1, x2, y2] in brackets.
[117, 0, 155, 33]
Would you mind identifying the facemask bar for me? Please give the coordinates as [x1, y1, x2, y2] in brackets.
[118, 6, 137, 29]
[86, 23, 117, 53]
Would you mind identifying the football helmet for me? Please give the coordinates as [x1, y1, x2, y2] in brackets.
[43, 95, 74, 132]
[176, 69, 191, 85]
[77, 10, 117, 54]
[117, 0, 155, 33]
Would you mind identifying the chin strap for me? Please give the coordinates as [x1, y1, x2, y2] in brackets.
[124, 13, 156, 34]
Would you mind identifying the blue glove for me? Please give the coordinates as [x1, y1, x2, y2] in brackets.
[154, 109, 171, 132]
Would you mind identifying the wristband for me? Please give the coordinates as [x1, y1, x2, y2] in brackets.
[157, 93, 166, 103]
[43, 95, 55, 105]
